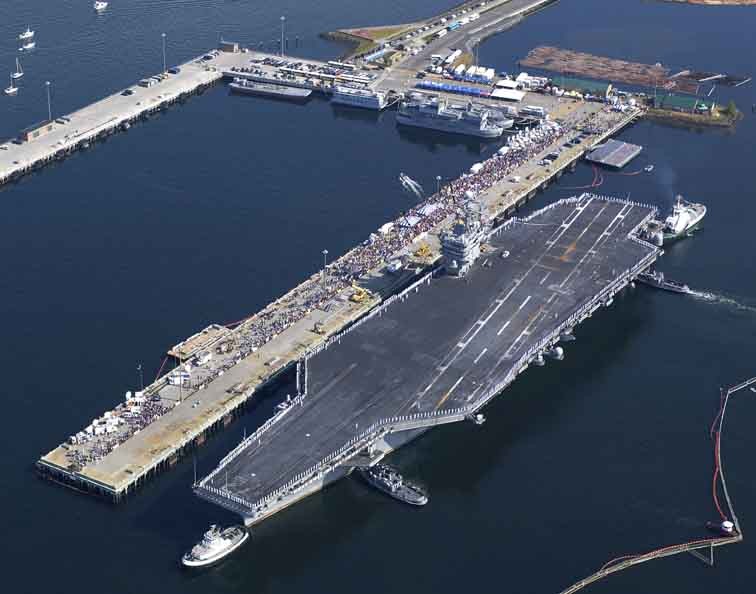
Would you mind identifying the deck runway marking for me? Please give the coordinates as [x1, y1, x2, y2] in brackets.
[497, 320, 511, 336]
[539, 271, 551, 285]
[435, 374, 466, 410]
[473, 348, 488, 364]
[560, 203, 634, 289]
[517, 295, 532, 311]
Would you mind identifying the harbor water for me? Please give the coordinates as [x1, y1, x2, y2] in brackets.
[1, 1, 755, 593]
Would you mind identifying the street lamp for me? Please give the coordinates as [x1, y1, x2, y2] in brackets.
[436, 175, 442, 194]
[322, 249, 328, 291]
[161, 33, 167, 73]
[45, 81, 51, 122]
[280, 16, 286, 57]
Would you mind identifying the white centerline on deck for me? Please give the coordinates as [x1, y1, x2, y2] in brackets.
[473, 348, 488, 364]
[497, 320, 511, 336]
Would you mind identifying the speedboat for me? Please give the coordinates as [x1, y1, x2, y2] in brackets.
[663, 195, 706, 241]
[5, 75, 19, 96]
[19, 28, 35, 41]
[181, 525, 249, 568]
[12, 58, 23, 80]
[94, 1, 109, 11]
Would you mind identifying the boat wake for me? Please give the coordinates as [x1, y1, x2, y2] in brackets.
[689, 290, 756, 314]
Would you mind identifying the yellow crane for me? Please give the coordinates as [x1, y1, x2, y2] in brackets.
[414, 242, 431, 259]
[350, 284, 370, 303]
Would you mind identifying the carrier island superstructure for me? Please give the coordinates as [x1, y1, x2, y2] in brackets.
[194, 195, 661, 526]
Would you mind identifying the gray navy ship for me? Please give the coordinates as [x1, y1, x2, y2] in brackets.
[229, 78, 312, 101]
[357, 464, 428, 506]
[397, 93, 513, 139]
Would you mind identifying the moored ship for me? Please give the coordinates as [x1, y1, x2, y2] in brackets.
[181, 524, 249, 568]
[357, 463, 428, 506]
[397, 93, 512, 139]
[331, 85, 388, 110]
[229, 78, 312, 101]
[663, 195, 706, 241]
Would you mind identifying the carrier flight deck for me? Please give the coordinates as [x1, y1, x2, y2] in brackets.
[195, 195, 661, 525]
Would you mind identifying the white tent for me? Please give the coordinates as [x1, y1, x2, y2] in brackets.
[491, 88, 526, 102]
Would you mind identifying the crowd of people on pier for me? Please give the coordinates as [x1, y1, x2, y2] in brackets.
[63, 106, 631, 470]
[65, 398, 172, 468]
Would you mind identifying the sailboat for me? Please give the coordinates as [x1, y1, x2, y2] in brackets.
[12, 58, 23, 80]
[19, 28, 35, 41]
[5, 75, 19, 96]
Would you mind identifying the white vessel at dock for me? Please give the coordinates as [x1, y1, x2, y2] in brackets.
[94, 1, 108, 11]
[18, 28, 34, 41]
[181, 525, 248, 568]
[331, 85, 388, 110]
[663, 195, 706, 240]
[20, 41, 35, 51]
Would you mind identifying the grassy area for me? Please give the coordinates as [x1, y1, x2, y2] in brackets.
[646, 105, 742, 128]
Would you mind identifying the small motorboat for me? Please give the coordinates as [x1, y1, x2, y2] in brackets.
[20, 41, 35, 51]
[5, 75, 19, 96]
[644, 164, 654, 173]
[19, 28, 35, 41]
[94, 1, 109, 11]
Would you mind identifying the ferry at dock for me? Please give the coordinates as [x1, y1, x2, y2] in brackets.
[230, 78, 312, 101]
[331, 85, 388, 110]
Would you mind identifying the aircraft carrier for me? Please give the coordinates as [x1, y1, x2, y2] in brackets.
[195, 194, 662, 525]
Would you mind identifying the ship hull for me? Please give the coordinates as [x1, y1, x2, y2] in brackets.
[181, 530, 249, 568]
[396, 113, 503, 139]
[663, 205, 706, 241]
[230, 83, 311, 101]
[331, 97, 386, 110]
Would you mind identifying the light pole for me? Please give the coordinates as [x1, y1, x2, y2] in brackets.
[322, 249, 328, 292]
[280, 16, 286, 57]
[45, 81, 51, 122]
[436, 175, 442, 194]
[137, 364, 144, 391]
[161, 33, 167, 73]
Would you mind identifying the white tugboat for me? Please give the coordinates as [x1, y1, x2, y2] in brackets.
[663, 195, 706, 241]
[181, 524, 249, 568]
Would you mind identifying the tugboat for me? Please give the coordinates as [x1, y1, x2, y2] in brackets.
[19, 28, 35, 41]
[637, 269, 691, 294]
[358, 464, 428, 506]
[663, 195, 706, 241]
[181, 524, 249, 568]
